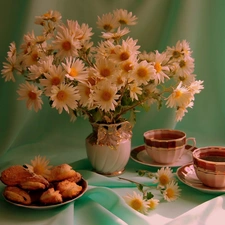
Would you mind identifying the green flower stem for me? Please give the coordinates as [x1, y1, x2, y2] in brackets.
[118, 177, 156, 188]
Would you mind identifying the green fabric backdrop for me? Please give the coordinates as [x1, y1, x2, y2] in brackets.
[0, 0, 224, 166]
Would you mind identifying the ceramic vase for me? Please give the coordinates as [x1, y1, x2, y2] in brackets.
[85, 121, 132, 176]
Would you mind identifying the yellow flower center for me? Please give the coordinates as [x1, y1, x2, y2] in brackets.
[85, 87, 91, 97]
[56, 90, 67, 101]
[120, 52, 130, 61]
[123, 62, 133, 72]
[175, 90, 182, 98]
[119, 19, 127, 25]
[173, 50, 181, 58]
[159, 174, 170, 186]
[103, 24, 113, 31]
[69, 67, 78, 77]
[179, 60, 186, 68]
[43, 12, 51, 19]
[137, 67, 147, 78]
[154, 62, 162, 73]
[101, 90, 112, 101]
[116, 77, 123, 85]
[131, 199, 142, 211]
[62, 41, 72, 51]
[100, 68, 111, 77]
[31, 52, 39, 62]
[28, 91, 37, 100]
[148, 200, 156, 209]
[166, 188, 175, 199]
[51, 77, 61, 85]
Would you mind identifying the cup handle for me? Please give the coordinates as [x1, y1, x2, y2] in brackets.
[186, 137, 196, 151]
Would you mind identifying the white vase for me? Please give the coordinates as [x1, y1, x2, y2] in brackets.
[85, 121, 132, 176]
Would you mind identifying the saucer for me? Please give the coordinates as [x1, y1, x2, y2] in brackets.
[3, 178, 88, 209]
[130, 145, 194, 168]
[176, 163, 225, 194]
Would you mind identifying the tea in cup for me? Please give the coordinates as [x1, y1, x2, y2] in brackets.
[193, 146, 225, 188]
[143, 129, 196, 164]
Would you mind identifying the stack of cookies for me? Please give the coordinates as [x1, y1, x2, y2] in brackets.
[0, 163, 83, 206]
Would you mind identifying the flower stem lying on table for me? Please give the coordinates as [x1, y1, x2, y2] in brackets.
[120, 167, 181, 214]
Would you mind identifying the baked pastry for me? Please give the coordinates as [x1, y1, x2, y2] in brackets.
[1, 165, 33, 186]
[3, 186, 32, 205]
[0, 165, 49, 190]
[48, 164, 77, 182]
[66, 171, 82, 183]
[56, 180, 82, 199]
[40, 188, 63, 205]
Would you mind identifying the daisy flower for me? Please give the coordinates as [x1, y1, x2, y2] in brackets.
[28, 55, 54, 80]
[114, 73, 127, 89]
[155, 167, 174, 187]
[22, 46, 45, 67]
[113, 9, 138, 26]
[25, 155, 52, 178]
[53, 26, 81, 59]
[187, 80, 204, 94]
[92, 80, 119, 112]
[35, 10, 62, 24]
[166, 82, 193, 108]
[79, 23, 94, 41]
[111, 37, 139, 63]
[151, 51, 170, 84]
[175, 105, 189, 122]
[20, 31, 37, 53]
[101, 27, 130, 40]
[132, 60, 155, 85]
[66, 20, 83, 40]
[123, 191, 150, 214]
[50, 83, 80, 114]
[143, 84, 160, 107]
[174, 72, 196, 86]
[148, 198, 160, 210]
[1, 55, 18, 82]
[76, 82, 93, 108]
[68, 108, 77, 122]
[166, 40, 192, 60]
[62, 57, 88, 82]
[93, 58, 117, 80]
[97, 12, 119, 31]
[17, 82, 43, 112]
[163, 180, 181, 202]
[7, 42, 17, 58]
[95, 40, 116, 60]
[128, 82, 142, 101]
[40, 65, 65, 96]
[175, 57, 195, 77]
[120, 57, 137, 75]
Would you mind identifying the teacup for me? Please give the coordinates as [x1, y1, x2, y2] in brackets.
[192, 146, 225, 188]
[143, 129, 196, 164]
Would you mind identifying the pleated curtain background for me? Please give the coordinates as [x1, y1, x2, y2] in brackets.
[0, 0, 224, 165]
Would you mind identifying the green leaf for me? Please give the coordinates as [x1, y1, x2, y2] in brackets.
[146, 191, 154, 200]
[137, 170, 146, 176]
[137, 184, 143, 192]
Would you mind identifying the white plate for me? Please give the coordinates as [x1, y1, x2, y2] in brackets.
[3, 178, 88, 209]
[176, 163, 225, 194]
[130, 145, 194, 168]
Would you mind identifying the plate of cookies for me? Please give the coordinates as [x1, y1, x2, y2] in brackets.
[0, 158, 88, 209]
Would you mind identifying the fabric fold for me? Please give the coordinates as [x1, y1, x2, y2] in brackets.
[75, 187, 150, 225]
[165, 194, 225, 225]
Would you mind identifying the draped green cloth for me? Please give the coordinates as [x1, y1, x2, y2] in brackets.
[0, 1, 225, 224]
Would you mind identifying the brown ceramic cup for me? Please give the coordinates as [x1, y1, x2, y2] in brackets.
[193, 146, 225, 188]
[143, 129, 196, 164]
